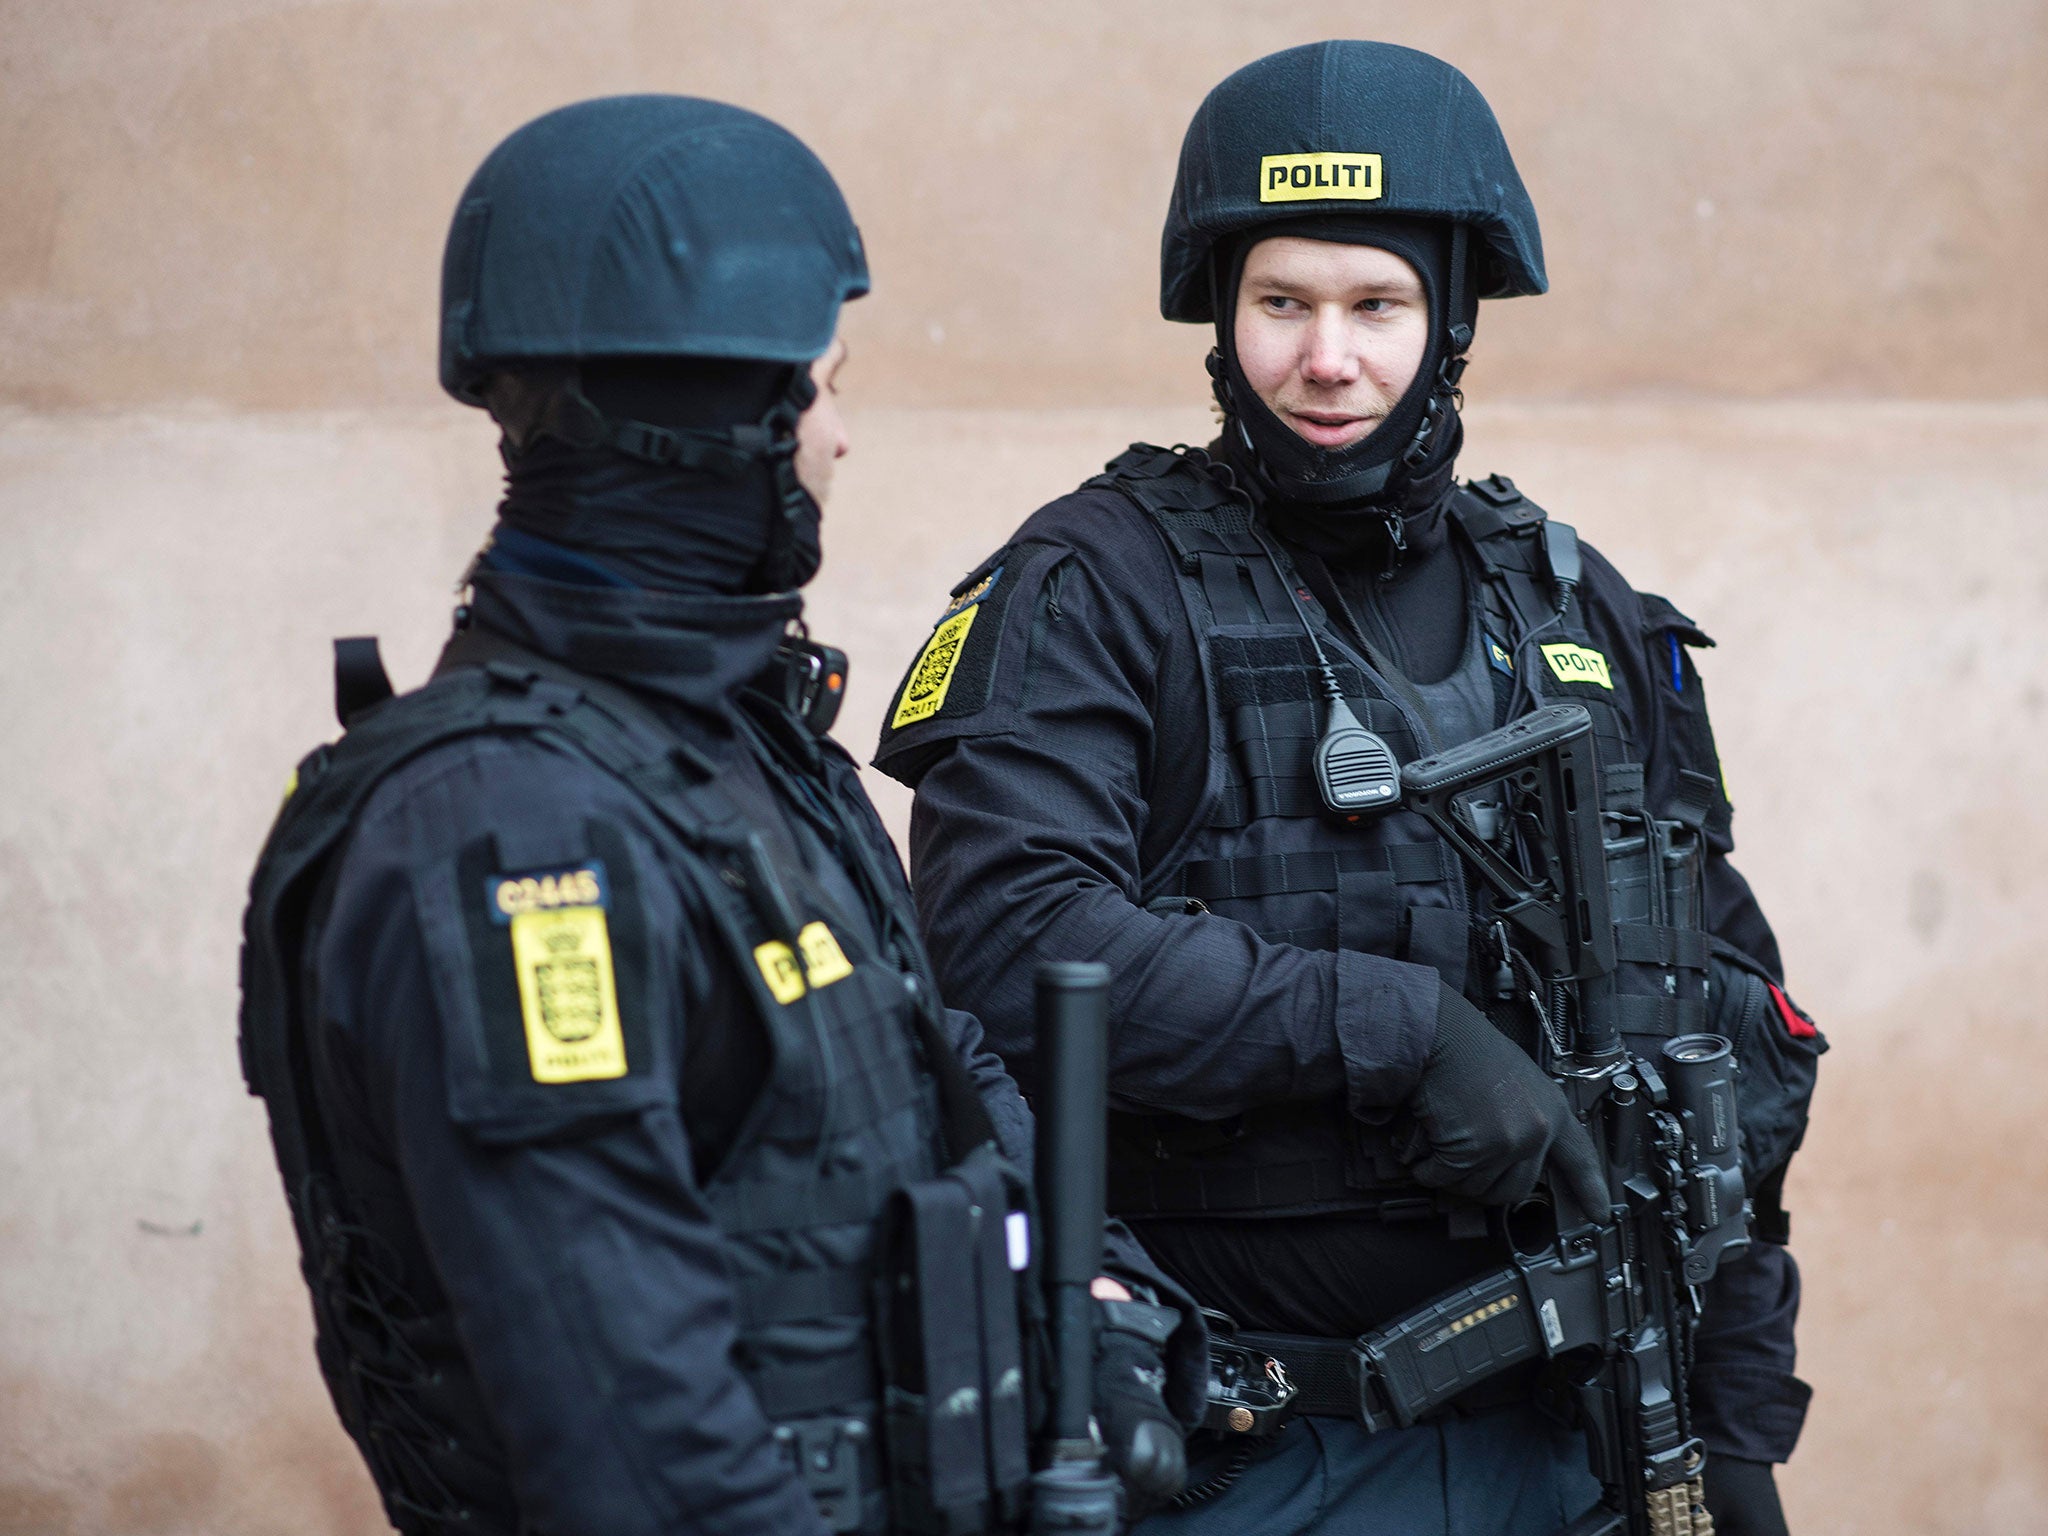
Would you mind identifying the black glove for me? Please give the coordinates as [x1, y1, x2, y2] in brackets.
[1398, 985, 1608, 1214]
[1703, 1456, 1790, 1536]
[1093, 1297, 1188, 1522]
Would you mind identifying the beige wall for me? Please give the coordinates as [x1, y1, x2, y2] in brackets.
[3, 4, 2046, 1534]
[5, 0, 2047, 411]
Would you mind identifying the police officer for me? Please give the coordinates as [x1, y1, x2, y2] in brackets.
[875, 44, 1821, 1536]
[239, 96, 1202, 1536]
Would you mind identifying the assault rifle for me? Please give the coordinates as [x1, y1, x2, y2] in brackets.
[1354, 704, 1750, 1536]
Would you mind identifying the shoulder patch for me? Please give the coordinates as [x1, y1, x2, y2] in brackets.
[877, 541, 1062, 748]
[511, 905, 626, 1082]
[892, 606, 979, 728]
[486, 860, 626, 1083]
[448, 830, 665, 1121]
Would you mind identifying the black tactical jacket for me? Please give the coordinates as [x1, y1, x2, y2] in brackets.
[242, 567, 1197, 1535]
[875, 447, 1819, 1465]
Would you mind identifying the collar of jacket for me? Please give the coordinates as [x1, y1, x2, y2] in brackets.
[467, 565, 800, 727]
[1210, 431, 1459, 572]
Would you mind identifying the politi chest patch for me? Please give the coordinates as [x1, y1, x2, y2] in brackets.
[1540, 642, 1613, 691]
[753, 920, 856, 1005]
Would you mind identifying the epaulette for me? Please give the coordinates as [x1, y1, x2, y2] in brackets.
[1086, 443, 1255, 573]
[1455, 473, 1548, 537]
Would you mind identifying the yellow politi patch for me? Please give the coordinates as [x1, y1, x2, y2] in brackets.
[509, 905, 627, 1083]
[1259, 152, 1383, 203]
[753, 921, 855, 1004]
[1540, 643, 1613, 691]
[797, 921, 855, 988]
[891, 606, 978, 729]
[753, 939, 809, 1004]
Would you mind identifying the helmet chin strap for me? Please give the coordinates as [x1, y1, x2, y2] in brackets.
[487, 362, 826, 593]
[754, 369, 824, 593]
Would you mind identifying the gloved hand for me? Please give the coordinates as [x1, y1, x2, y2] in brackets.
[1092, 1295, 1188, 1522]
[1398, 984, 1608, 1215]
[1703, 1456, 1790, 1536]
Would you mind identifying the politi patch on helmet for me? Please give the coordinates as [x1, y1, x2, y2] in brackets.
[1258, 152, 1383, 204]
[1540, 642, 1613, 691]
[891, 606, 979, 728]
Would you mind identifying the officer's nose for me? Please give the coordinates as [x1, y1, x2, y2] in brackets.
[1300, 310, 1360, 387]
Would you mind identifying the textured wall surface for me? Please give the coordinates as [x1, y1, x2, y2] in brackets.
[3, 2, 2046, 1534]
[3, 0, 2046, 410]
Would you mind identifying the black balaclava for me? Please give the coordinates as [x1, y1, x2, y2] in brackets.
[482, 356, 823, 596]
[1211, 215, 1479, 556]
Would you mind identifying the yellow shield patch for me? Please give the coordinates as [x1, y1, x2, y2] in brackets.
[1540, 643, 1613, 691]
[509, 906, 628, 1083]
[891, 606, 978, 729]
[1259, 152, 1383, 203]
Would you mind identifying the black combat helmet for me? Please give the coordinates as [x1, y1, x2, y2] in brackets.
[1161, 42, 1542, 322]
[440, 94, 868, 403]
[437, 96, 869, 592]
[1161, 43, 1543, 517]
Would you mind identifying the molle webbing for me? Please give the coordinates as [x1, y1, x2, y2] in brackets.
[1613, 927, 1711, 969]
[731, 1265, 872, 1331]
[1212, 675, 1419, 829]
[1172, 842, 1454, 903]
[1449, 483, 1639, 789]
[710, 1155, 919, 1237]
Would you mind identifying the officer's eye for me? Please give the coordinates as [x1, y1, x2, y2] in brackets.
[1358, 297, 1389, 314]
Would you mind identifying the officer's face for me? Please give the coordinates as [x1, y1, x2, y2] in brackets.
[1233, 237, 1430, 451]
[794, 337, 851, 506]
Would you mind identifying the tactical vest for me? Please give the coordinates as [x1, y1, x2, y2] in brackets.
[240, 637, 1033, 1535]
[1084, 446, 1713, 1223]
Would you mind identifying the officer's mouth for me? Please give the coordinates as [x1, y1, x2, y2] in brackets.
[1286, 409, 1377, 449]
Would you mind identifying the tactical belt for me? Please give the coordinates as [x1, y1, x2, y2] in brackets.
[1112, 1162, 1486, 1229]
[1112, 1156, 1366, 1214]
